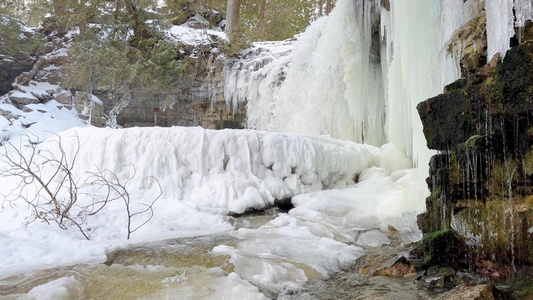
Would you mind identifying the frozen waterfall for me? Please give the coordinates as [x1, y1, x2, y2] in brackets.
[223, 0, 488, 179]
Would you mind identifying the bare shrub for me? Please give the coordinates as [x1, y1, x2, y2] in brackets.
[0, 132, 161, 240]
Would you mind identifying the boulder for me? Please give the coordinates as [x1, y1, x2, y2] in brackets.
[9, 91, 40, 105]
[186, 15, 210, 29]
[55, 90, 73, 106]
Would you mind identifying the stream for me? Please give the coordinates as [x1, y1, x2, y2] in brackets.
[0, 209, 435, 300]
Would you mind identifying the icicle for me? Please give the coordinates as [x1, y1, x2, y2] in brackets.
[485, 0, 515, 60]
[515, 0, 533, 27]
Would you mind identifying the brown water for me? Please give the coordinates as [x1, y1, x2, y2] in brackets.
[0, 234, 237, 299]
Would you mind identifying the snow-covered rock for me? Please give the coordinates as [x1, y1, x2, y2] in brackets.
[8, 90, 40, 105]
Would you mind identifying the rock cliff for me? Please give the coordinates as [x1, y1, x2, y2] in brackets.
[1, 16, 244, 130]
[418, 24, 533, 278]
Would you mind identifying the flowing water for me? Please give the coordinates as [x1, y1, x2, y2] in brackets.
[0, 210, 433, 299]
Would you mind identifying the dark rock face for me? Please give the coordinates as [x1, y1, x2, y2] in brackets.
[418, 90, 475, 150]
[0, 58, 35, 96]
[114, 41, 245, 129]
[417, 41, 533, 276]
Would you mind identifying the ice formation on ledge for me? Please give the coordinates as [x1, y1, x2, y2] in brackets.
[45, 126, 378, 214]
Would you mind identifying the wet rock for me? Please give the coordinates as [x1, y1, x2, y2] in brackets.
[358, 251, 417, 279]
[417, 89, 475, 150]
[414, 230, 466, 270]
[372, 256, 416, 278]
[508, 269, 533, 299]
[434, 284, 504, 300]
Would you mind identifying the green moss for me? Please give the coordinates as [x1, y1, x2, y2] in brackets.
[509, 272, 533, 299]
[444, 78, 468, 94]
[454, 198, 533, 264]
[418, 189, 446, 234]
[420, 230, 464, 269]
[483, 74, 505, 111]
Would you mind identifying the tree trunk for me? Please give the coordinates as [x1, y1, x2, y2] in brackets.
[258, 0, 267, 35]
[259, 0, 266, 36]
[318, 0, 323, 17]
[225, 0, 240, 35]
[52, 0, 67, 36]
[325, 0, 332, 15]
[208, 0, 213, 28]
[124, 0, 150, 46]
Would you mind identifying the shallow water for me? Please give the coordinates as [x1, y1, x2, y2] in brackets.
[279, 272, 430, 300]
[0, 209, 432, 300]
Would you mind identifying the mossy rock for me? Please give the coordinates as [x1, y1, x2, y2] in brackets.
[416, 230, 466, 269]
[453, 199, 533, 265]
[444, 78, 468, 94]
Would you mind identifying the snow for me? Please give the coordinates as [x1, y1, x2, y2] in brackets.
[0, 97, 427, 295]
[212, 156, 425, 292]
[90, 94, 103, 106]
[166, 25, 227, 46]
[213, 213, 365, 292]
[9, 91, 38, 101]
[0, 116, 382, 278]
[20, 276, 84, 300]
[356, 230, 391, 247]
[12, 80, 61, 100]
[0, 101, 83, 144]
